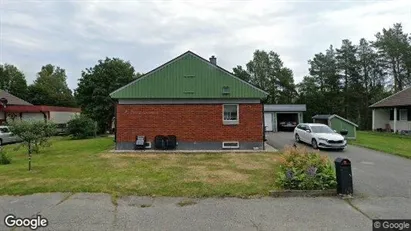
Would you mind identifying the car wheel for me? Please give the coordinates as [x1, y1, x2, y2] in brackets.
[295, 134, 300, 143]
[311, 139, 318, 149]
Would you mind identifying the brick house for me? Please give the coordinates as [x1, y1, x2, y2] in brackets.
[110, 51, 268, 150]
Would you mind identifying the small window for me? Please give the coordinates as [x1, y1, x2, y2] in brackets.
[222, 141, 239, 149]
[223, 104, 239, 125]
[400, 109, 408, 121]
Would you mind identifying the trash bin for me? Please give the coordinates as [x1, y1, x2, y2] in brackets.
[334, 157, 353, 195]
[340, 129, 348, 136]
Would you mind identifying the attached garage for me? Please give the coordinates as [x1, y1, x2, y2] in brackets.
[312, 114, 358, 139]
[264, 104, 306, 132]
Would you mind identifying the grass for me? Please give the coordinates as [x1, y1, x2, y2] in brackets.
[350, 131, 411, 158]
[0, 137, 280, 197]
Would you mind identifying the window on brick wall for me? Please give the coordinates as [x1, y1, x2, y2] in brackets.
[223, 104, 239, 125]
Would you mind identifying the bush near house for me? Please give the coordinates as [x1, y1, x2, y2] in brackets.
[276, 146, 336, 190]
[0, 149, 11, 165]
[67, 116, 97, 139]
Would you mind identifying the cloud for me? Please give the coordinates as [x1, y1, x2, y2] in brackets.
[1, 0, 411, 90]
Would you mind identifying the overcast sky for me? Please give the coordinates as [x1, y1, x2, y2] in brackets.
[1, 0, 411, 90]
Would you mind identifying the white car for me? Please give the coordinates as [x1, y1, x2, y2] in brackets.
[293, 123, 347, 150]
[0, 126, 21, 146]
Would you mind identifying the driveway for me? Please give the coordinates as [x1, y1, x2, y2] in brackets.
[266, 132, 411, 221]
[266, 132, 411, 198]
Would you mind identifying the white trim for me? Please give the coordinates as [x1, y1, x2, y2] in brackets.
[329, 114, 358, 127]
[370, 86, 411, 108]
[372, 109, 375, 130]
[393, 107, 397, 133]
[222, 104, 239, 125]
[222, 141, 240, 149]
[119, 99, 260, 105]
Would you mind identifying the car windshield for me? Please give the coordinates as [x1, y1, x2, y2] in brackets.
[310, 125, 334, 134]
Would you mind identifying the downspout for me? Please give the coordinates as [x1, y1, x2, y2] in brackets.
[113, 99, 118, 148]
[262, 100, 266, 150]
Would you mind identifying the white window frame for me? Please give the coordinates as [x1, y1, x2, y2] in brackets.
[222, 104, 239, 125]
[222, 141, 240, 149]
[399, 109, 408, 121]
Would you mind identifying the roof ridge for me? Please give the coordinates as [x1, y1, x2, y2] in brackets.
[370, 86, 411, 108]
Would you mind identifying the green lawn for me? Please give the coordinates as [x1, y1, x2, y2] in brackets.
[0, 137, 280, 197]
[350, 131, 411, 158]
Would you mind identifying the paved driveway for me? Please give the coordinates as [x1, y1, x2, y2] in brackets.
[266, 132, 411, 198]
[266, 132, 411, 222]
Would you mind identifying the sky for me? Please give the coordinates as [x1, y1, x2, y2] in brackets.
[1, 0, 411, 90]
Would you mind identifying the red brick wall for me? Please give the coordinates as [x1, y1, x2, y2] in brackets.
[116, 104, 263, 142]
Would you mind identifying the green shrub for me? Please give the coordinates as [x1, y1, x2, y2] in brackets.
[276, 146, 336, 190]
[67, 116, 97, 139]
[0, 149, 11, 165]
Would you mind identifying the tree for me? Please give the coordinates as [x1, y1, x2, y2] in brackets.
[232, 65, 251, 82]
[357, 38, 387, 129]
[0, 64, 28, 100]
[374, 23, 410, 91]
[75, 58, 136, 133]
[307, 45, 341, 116]
[27, 64, 76, 107]
[234, 50, 296, 104]
[8, 120, 56, 171]
[336, 39, 361, 120]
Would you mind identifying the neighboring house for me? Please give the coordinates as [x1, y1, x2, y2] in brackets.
[0, 90, 81, 126]
[110, 51, 269, 150]
[312, 114, 358, 139]
[370, 87, 411, 133]
[264, 104, 306, 132]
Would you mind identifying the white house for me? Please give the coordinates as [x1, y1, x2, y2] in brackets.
[370, 87, 411, 133]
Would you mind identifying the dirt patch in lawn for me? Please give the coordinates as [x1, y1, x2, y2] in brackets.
[186, 165, 249, 184]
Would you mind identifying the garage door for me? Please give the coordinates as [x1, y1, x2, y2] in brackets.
[277, 113, 298, 132]
[264, 113, 273, 131]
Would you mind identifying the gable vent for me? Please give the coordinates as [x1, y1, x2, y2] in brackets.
[222, 86, 230, 95]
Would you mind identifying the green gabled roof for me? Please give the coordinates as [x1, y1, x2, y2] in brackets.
[110, 51, 268, 99]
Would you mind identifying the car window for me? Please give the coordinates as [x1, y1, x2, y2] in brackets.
[297, 124, 306, 130]
[310, 125, 334, 133]
[0, 127, 10, 133]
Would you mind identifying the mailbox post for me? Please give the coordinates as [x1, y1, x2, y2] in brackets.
[334, 157, 353, 195]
